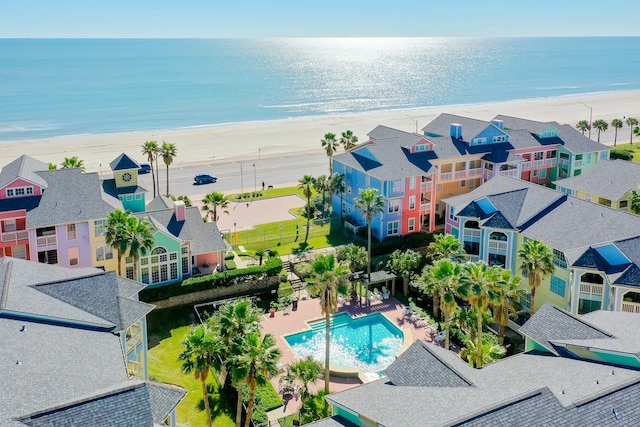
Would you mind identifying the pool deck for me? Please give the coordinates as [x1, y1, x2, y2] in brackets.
[261, 294, 443, 420]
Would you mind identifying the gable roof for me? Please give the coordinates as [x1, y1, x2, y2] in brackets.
[0, 155, 48, 189]
[554, 159, 640, 201]
[109, 153, 140, 171]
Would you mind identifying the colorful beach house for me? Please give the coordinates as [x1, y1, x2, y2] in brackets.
[0, 257, 186, 426]
[331, 114, 610, 241]
[0, 154, 227, 287]
[443, 174, 640, 316]
[312, 304, 640, 426]
[554, 159, 640, 211]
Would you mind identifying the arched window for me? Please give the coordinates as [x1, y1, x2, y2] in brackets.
[465, 220, 479, 229]
[489, 232, 507, 241]
[140, 246, 179, 284]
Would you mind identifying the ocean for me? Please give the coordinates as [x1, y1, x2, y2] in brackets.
[1, 37, 639, 141]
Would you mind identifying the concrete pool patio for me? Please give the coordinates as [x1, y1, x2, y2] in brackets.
[261, 294, 448, 420]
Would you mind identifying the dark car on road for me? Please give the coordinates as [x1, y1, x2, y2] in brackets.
[138, 163, 152, 174]
[194, 174, 217, 184]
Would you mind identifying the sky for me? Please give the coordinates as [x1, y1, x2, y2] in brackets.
[2, 0, 638, 38]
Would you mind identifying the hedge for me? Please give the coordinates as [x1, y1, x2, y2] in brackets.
[372, 231, 434, 256]
[610, 149, 634, 161]
[140, 257, 283, 302]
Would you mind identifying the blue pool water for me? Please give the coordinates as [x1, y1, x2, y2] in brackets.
[284, 312, 403, 373]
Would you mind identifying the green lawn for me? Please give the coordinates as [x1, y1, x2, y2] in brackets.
[611, 143, 640, 162]
[230, 185, 313, 201]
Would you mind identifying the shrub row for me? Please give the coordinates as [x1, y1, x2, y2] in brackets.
[235, 191, 264, 199]
[610, 149, 634, 161]
[372, 231, 434, 256]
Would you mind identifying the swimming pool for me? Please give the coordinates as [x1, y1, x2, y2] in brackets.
[284, 312, 404, 373]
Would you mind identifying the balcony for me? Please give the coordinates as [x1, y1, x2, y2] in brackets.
[468, 168, 483, 178]
[621, 301, 640, 313]
[1, 230, 29, 243]
[488, 240, 508, 251]
[439, 172, 453, 182]
[420, 181, 432, 190]
[579, 282, 603, 295]
[558, 158, 570, 167]
[498, 169, 519, 178]
[36, 235, 57, 247]
[420, 202, 431, 212]
[463, 229, 481, 239]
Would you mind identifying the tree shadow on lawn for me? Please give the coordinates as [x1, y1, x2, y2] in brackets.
[196, 383, 235, 423]
[147, 304, 196, 349]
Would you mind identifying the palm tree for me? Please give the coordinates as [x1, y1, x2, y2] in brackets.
[387, 249, 422, 296]
[461, 261, 499, 368]
[48, 162, 57, 170]
[518, 239, 554, 315]
[576, 120, 591, 136]
[426, 233, 466, 318]
[329, 173, 346, 224]
[126, 216, 155, 281]
[611, 119, 623, 146]
[179, 324, 221, 427]
[354, 188, 385, 304]
[230, 332, 281, 427]
[321, 132, 339, 175]
[141, 140, 159, 197]
[460, 336, 506, 368]
[60, 156, 85, 172]
[309, 254, 350, 395]
[490, 268, 524, 345]
[626, 117, 638, 144]
[418, 259, 467, 351]
[592, 119, 608, 143]
[105, 209, 133, 276]
[298, 175, 316, 243]
[202, 191, 229, 222]
[160, 141, 177, 196]
[630, 186, 640, 214]
[340, 130, 358, 151]
[634, 125, 640, 143]
[336, 243, 368, 273]
[289, 356, 323, 401]
[314, 174, 329, 217]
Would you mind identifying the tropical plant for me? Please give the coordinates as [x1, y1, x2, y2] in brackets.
[104, 209, 133, 276]
[309, 254, 350, 395]
[141, 140, 159, 197]
[630, 186, 640, 214]
[48, 162, 57, 170]
[386, 249, 422, 295]
[340, 130, 358, 151]
[634, 125, 640, 142]
[298, 175, 316, 243]
[314, 174, 330, 217]
[460, 335, 506, 368]
[336, 243, 368, 272]
[289, 356, 323, 400]
[230, 332, 281, 427]
[202, 191, 229, 222]
[179, 324, 222, 427]
[329, 173, 346, 224]
[167, 194, 192, 207]
[354, 188, 385, 304]
[626, 117, 638, 144]
[425, 234, 466, 318]
[490, 268, 524, 345]
[576, 120, 591, 135]
[611, 118, 623, 146]
[320, 132, 339, 175]
[255, 249, 266, 266]
[591, 119, 608, 143]
[160, 141, 177, 196]
[60, 156, 85, 171]
[126, 216, 155, 280]
[518, 239, 554, 316]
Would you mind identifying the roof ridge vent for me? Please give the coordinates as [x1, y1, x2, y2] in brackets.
[20, 325, 25, 332]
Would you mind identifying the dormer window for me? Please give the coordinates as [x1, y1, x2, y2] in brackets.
[493, 135, 507, 143]
[414, 144, 430, 152]
[6, 186, 34, 198]
[473, 137, 487, 145]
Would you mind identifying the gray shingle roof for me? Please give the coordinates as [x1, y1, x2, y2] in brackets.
[493, 115, 555, 135]
[554, 159, 640, 201]
[555, 123, 611, 154]
[307, 416, 358, 427]
[102, 178, 147, 197]
[422, 113, 498, 141]
[0, 155, 48, 189]
[27, 169, 117, 228]
[146, 195, 175, 211]
[109, 153, 140, 171]
[147, 382, 188, 424]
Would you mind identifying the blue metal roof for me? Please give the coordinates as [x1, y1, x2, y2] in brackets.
[476, 197, 497, 215]
[594, 244, 630, 267]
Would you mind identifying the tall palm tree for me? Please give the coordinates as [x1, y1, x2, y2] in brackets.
[329, 173, 346, 224]
[298, 175, 316, 243]
[426, 233, 466, 318]
[459, 336, 506, 368]
[626, 117, 638, 144]
[314, 174, 329, 217]
[160, 141, 177, 196]
[634, 125, 640, 143]
[60, 156, 85, 172]
[611, 119, 623, 146]
[419, 259, 467, 351]
[629, 186, 640, 214]
[179, 324, 221, 427]
[354, 188, 385, 305]
[387, 249, 422, 296]
[321, 132, 339, 175]
[310, 254, 350, 395]
[592, 119, 608, 143]
[518, 239, 554, 315]
[336, 243, 368, 273]
[105, 209, 133, 276]
[141, 140, 159, 197]
[490, 268, 524, 345]
[126, 216, 155, 281]
[340, 130, 358, 151]
[576, 120, 591, 136]
[230, 332, 281, 427]
[461, 261, 499, 368]
[202, 191, 229, 222]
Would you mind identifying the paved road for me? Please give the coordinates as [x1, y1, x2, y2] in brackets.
[135, 151, 330, 200]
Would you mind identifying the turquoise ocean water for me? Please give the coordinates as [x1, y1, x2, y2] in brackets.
[1, 37, 639, 141]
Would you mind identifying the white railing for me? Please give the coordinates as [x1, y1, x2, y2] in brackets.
[521, 161, 532, 170]
[126, 333, 143, 354]
[466, 254, 480, 262]
[621, 302, 640, 313]
[579, 283, 603, 295]
[488, 240, 508, 251]
[127, 360, 143, 377]
[454, 170, 467, 179]
[36, 235, 57, 247]
[1, 230, 28, 242]
[483, 172, 495, 181]
[439, 172, 453, 182]
[464, 229, 481, 238]
[421, 181, 432, 190]
[420, 203, 431, 212]
[559, 158, 570, 167]
[468, 168, 483, 178]
[545, 158, 557, 167]
[499, 169, 519, 178]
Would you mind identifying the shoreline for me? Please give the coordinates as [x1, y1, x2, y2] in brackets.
[4, 90, 640, 173]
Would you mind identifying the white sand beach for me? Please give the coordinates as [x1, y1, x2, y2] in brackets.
[3, 91, 640, 173]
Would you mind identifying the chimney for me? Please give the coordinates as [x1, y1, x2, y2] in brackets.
[450, 123, 462, 139]
[492, 119, 504, 129]
[174, 200, 186, 222]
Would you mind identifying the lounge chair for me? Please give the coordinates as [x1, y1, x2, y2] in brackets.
[382, 288, 390, 300]
[434, 331, 446, 343]
[338, 295, 346, 305]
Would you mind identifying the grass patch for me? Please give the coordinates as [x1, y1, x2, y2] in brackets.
[232, 186, 315, 201]
[611, 143, 640, 162]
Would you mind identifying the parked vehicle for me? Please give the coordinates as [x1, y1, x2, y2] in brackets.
[138, 163, 152, 174]
[194, 174, 217, 184]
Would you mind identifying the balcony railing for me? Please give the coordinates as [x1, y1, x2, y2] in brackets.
[36, 235, 57, 247]
[420, 202, 431, 212]
[454, 170, 467, 179]
[439, 172, 453, 182]
[463, 229, 481, 238]
[579, 282, 603, 295]
[488, 240, 508, 251]
[1, 230, 28, 242]
[420, 181, 432, 190]
[558, 158, 570, 167]
[468, 168, 483, 178]
[465, 254, 480, 262]
[499, 169, 519, 178]
[621, 301, 640, 313]
[127, 360, 143, 377]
